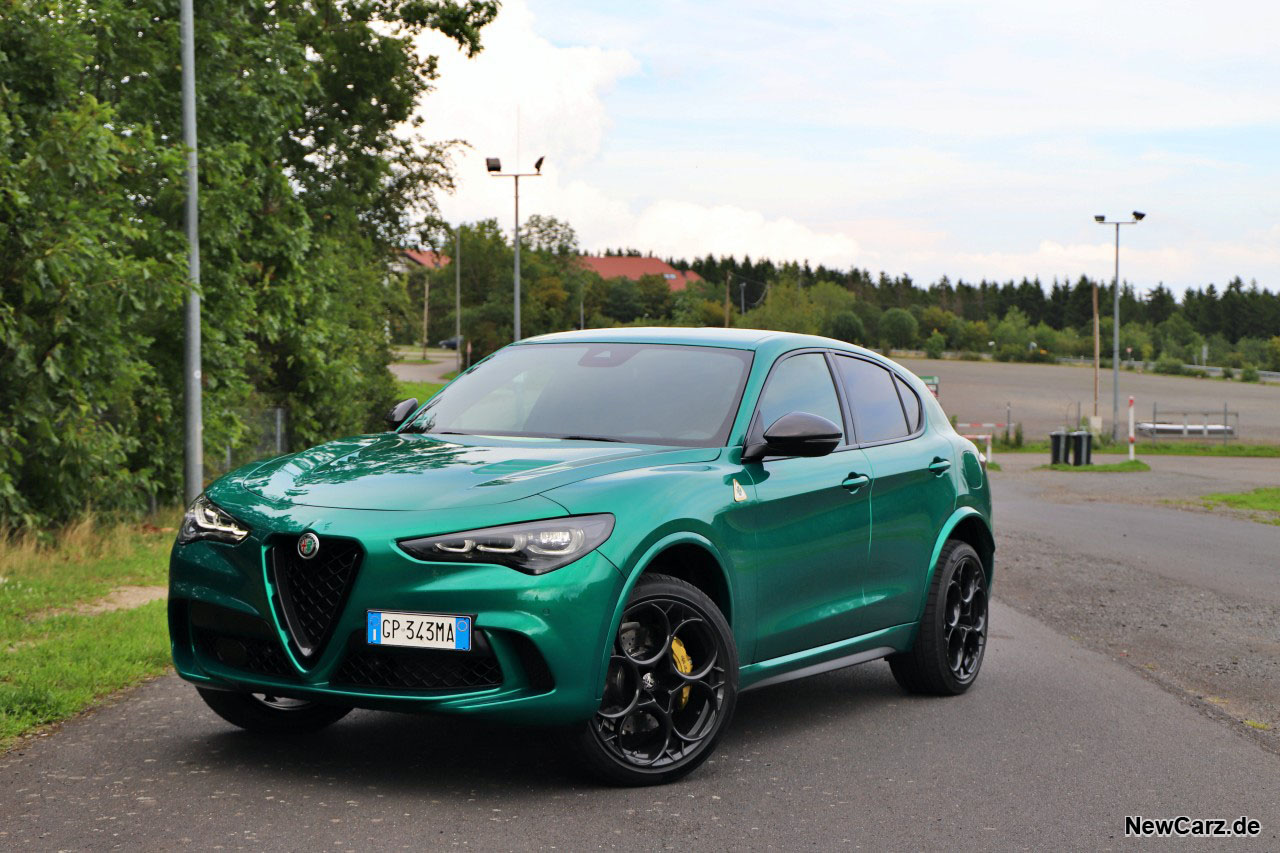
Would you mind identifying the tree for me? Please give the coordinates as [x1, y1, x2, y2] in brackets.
[0, 0, 498, 527]
[827, 312, 866, 345]
[880, 308, 919, 350]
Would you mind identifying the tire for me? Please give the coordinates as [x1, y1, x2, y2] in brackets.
[888, 540, 989, 696]
[568, 573, 739, 786]
[196, 687, 352, 734]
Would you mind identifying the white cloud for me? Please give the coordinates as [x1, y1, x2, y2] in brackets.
[405, 1, 1280, 294]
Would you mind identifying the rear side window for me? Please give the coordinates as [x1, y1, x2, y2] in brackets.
[755, 353, 845, 441]
[834, 356, 910, 443]
[895, 374, 922, 432]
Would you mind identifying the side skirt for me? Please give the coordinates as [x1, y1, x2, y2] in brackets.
[738, 623, 915, 692]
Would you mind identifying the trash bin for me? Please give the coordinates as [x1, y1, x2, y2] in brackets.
[1049, 430, 1067, 465]
[1069, 430, 1092, 466]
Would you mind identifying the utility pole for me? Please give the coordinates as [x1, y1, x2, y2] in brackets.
[454, 229, 462, 375]
[180, 0, 202, 503]
[1091, 280, 1100, 419]
[724, 270, 731, 327]
[740, 281, 746, 315]
[427, 268, 437, 356]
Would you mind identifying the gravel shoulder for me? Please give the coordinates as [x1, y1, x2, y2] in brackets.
[990, 455, 1280, 748]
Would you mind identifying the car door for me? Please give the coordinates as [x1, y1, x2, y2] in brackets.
[832, 355, 957, 633]
[745, 351, 873, 662]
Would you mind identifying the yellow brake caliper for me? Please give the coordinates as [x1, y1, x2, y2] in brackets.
[671, 636, 693, 709]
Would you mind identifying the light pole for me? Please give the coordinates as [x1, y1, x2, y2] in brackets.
[180, 0, 202, 503]
[1093, 211, 1145, 440]
[454, 227, 462, 374]
[487, 155, 544, 341]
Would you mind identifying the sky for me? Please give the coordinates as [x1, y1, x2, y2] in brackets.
[411, 0, 1280, 295]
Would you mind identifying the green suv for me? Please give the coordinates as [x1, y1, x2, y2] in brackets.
[169, 328, 993, 785]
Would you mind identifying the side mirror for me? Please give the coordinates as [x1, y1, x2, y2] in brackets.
[385, 398, 419, 430]
[744, 412, 841, 461]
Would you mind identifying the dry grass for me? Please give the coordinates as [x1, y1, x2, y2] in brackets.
[1, 511, 180, 749]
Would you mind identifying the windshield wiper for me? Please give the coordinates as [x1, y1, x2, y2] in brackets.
[562, 435, 626, 443]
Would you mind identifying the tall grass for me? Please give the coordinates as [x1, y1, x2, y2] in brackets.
[1, 512, 179, 749]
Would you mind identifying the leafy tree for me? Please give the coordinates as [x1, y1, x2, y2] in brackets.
[0, 0, 497, 527]
[879, 308, 918, 350]
[826, 312, 866, 345]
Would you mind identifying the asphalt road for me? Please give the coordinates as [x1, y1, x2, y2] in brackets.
[3, 457, 1279, 850]
[894, 357, 1280, 443]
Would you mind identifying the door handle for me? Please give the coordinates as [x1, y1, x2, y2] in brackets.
[841, 473, 870, 492]
[928, 457, 952, 475]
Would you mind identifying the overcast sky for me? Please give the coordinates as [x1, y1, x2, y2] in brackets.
[413, 0, 1280, 295]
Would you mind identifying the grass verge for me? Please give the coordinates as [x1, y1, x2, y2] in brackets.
[1200, 487, 1280, 526]
[1039, 460, 1151, 473]
[395, 380, 445, 403]
[1000, 440, 1280, 458]
[1, 515, 176, 750]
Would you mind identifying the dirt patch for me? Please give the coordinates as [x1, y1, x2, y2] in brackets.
[30, 585, 167, 621]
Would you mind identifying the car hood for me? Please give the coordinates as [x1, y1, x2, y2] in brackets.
[237, 432, 720, 511]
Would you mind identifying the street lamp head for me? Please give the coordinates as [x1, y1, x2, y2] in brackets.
[1132, 211, 1145, 221]
[485, 157, 502, 173]
[1094, 215, 1105, 223]
[534, 155, 545, 174]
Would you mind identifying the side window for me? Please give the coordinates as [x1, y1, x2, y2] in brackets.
[834, 356, 909, 443]
[895, 374, 922, 432]
[755, 353, 845, 441]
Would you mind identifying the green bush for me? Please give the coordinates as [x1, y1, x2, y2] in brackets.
[1153, 355, 1185, 375]
[1222, 367, 1235, 380]
[923, 330, 946, 359]
[1241, 365, 1261, 383]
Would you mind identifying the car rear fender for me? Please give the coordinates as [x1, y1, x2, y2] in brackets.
[911, 507, 995, 628]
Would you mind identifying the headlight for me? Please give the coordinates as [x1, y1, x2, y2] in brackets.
[398, 514, 615, 575]
[177, 494, 250, 545]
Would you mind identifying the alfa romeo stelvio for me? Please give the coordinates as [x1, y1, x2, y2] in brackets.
[169, 327, 994, 785]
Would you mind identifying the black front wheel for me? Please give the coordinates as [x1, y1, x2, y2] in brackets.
[568, 574, 738, 786]
[196, 687, 352, 734]
[888, 540, 988, 695]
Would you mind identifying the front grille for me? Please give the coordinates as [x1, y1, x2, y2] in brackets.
[269, 537, 363, 663]
[196, 628, 299, 680]
[332, 634, 503, 692]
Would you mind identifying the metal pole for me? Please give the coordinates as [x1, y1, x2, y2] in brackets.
[422, 274, 429, 361]
[1091, 280, 1100, 420]
[180, 0, 203, 504]
[455, 229, 462, 374]
[1112, 223, 1120, 441]
[513, 175, 521, 341]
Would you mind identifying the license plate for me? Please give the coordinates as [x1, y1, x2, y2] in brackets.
[366, 610, 472, 651]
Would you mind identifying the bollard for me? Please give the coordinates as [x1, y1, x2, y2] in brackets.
[1050, 430, 1067, 465]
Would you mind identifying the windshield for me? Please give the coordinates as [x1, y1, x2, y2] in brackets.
[404, 343, 753, 447]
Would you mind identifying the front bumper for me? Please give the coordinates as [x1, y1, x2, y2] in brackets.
[168, 500, 626, 726]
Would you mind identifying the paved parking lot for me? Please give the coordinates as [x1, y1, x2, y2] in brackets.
[895, 357, 1280, 442]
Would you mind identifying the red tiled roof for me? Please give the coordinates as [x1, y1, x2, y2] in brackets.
[403, 249, 451, 268]
[578, 256, 703, 292]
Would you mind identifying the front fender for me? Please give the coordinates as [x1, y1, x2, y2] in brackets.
[592, 530, 740, 702]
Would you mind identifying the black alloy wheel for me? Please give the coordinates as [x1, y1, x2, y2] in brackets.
[570, 574, 738, 786]
[888, 540, 988, 695]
